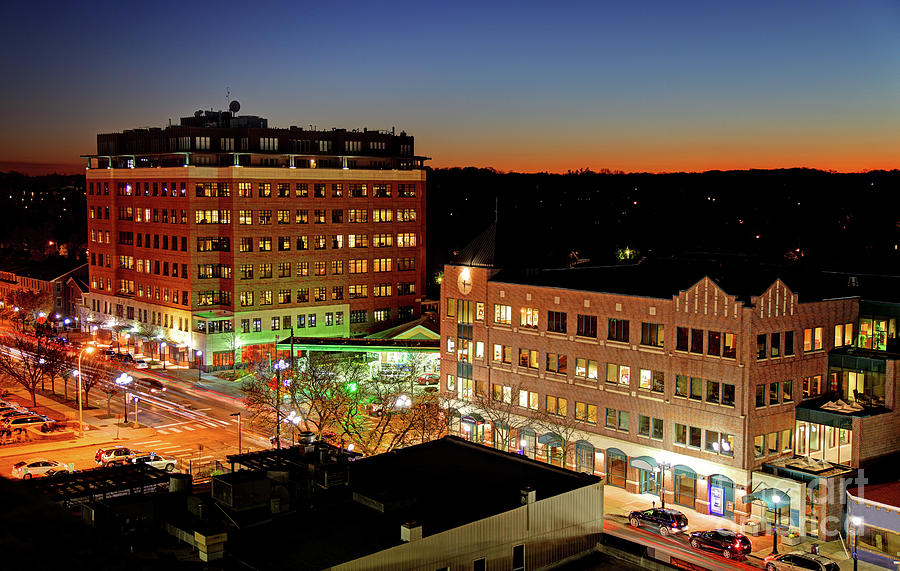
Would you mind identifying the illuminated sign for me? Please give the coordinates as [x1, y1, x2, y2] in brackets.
[710, 485, 725, 516]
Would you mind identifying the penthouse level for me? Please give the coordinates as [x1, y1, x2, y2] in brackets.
[83, 108, 426, 171]
[441, 252, 900, 538]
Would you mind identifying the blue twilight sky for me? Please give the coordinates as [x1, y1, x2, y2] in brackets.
[2, 0, 900, 173]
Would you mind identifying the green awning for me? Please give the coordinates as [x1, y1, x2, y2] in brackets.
[742, 487, 791, 509]
[630, 456, 657, 472]
[538, 433, 562, 446]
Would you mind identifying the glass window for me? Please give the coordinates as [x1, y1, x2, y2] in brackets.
[756, 385, 766, 407]
[707, 380, 720, 403]
[675, 375, 688, 398]
[769, 382, 780, 405]
[782, 379, 793, 402]
[617, 411, 629, 431]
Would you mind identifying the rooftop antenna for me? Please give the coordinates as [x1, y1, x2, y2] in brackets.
[226, 87, 230, 110]
[494, 197, 499, 223]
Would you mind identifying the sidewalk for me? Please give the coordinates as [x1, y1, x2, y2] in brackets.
[603, 485, 881, 570]
[0, 386, 157, 459]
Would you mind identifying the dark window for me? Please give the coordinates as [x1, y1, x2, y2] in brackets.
[676, 327, 689, 351]
[722, 384, 735, 407]
[756, 385, 766, 407]
[757, 334, 767, 360]
[512, 544, 525, 571]
[641, 322, 664, 347]
[784, 331, 794, 356]
[608, 319, 629, 342]
[473, 558, 486, 571]
[708, 331, 721, 355]
[576, 314, 597, 338]
[771, 332, 781, 358]
[707, 380, 720, 403]
[689, 426, 702, 448]
[547, 311, 567, 333]
[690, 329, 703, 353]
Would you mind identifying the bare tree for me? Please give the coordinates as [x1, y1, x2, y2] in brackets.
[336, 368, 432, 456]
[0, 334, 55, 405]
[3, 290, 52, 331]
[289, 352, 361, 440]
[77, 357, 111, 407]
[469, 379, 539, 452]
[532, 402, 593, 469]
[40, 342, 74, 395]
[102, 387, 119, 416]
[240, 360, 283, 441]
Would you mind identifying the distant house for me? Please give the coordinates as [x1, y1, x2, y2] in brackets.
[0, 258, 87, 324]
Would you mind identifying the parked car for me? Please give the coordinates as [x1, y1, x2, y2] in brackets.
[11, 458, 70, 479]
[101, 349, 117, 361]
[688, 529, 752, 559]
[134, 359, 149, 369]
[136, 377, 166, 393]
[130, 453, 177, 472]
[415, 373, 440, 386]
[0, 408, 31, 420]
[5, 415, 53, 429]
[114, 353, 135, 363]
[95, 446, 140, 466]
[628, 507, 689, 536]
[764, 552, 839, 571]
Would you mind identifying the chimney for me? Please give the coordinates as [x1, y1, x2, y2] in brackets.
[521, 486, 536, 505]
[401, 521, 422, 542]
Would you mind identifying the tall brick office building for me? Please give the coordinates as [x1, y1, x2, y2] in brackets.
[82, 108, 426, 367]
[440, 226, 900, 538]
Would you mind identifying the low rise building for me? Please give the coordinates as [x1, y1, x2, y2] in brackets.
[439, 226, 900, 538]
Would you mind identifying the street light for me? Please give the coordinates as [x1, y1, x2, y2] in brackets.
[284, 411, 303, 445]
[771, 494, 782, 555]
[160, 342, 167, 370]
[230, 412, 241, 454]
[655, 462, 672, 508]
[851, 515, 863, 571]
[196, 350, 202, 381]
[132, 395, 140, 428]
[77, 346, 95, 437]
[114, 373, 133, 422]
[520, 438, 528, 455]
[273, 359, 289, 449]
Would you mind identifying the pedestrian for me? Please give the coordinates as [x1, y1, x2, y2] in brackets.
[810, 543, 819, 555]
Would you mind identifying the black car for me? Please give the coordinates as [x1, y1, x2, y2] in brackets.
[628, 507, 689, 536]
[688, 529, 752, 559]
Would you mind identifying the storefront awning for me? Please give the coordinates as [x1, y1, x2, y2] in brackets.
[461, 413, 484, 424]
[742, 487, 791, 510]
[538, 433, 562, 446]
[630, 456, 658, 472]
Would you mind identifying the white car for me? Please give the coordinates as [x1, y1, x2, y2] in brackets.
[134, 359, 149, 369]
[130, 453, 177, 472]
[11, 458, 70, 479]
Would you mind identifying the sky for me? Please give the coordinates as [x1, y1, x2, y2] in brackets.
[2, 0, 900, 174]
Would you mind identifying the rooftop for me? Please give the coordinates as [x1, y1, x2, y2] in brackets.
[0, 257, 87, 282]
[849, 481, 900, 508]
[485, 258, 900, 305]
[230, 436, 599, 570]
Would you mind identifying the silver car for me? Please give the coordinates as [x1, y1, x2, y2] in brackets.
[130, 453, 177, 472]
[11, 458, 70, 479]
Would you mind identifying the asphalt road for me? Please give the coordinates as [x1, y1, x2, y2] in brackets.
[0, 362, 271, 478]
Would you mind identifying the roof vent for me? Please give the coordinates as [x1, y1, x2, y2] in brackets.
[521, 486, 536, 505]
[401, 521, 422, 542]
[848, 276, 859, 287]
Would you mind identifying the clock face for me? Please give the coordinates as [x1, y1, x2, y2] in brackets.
[457, 270, 473, 295]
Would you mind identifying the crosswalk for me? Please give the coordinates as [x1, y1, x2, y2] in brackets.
[154, 417, 237, 434]
[131, 438, 221, 465]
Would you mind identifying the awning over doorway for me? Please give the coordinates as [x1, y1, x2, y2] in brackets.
[630, 456, 658, 472]
[742, 487, 791, 510]
[538, 433, 562, 446]
[461, 413, 485, 424]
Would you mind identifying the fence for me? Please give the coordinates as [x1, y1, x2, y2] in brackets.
[184, 458, 232, 484]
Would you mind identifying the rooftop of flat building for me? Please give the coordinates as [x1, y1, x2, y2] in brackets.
[849, 481, 900, 508]
[483, 257, 900, 305]
[454, 220, 900, 305]
[230, 436, 599, 570]
[0, 256, 87, 282]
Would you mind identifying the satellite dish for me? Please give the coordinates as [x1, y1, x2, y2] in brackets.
[194, 110, 203, 118]
[229, 100, 241, 114]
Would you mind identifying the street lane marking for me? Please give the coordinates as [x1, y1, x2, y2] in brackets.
[156, 420, 193, 429]
[168, 427, 182, 433]
[183, 425, 195, 431]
